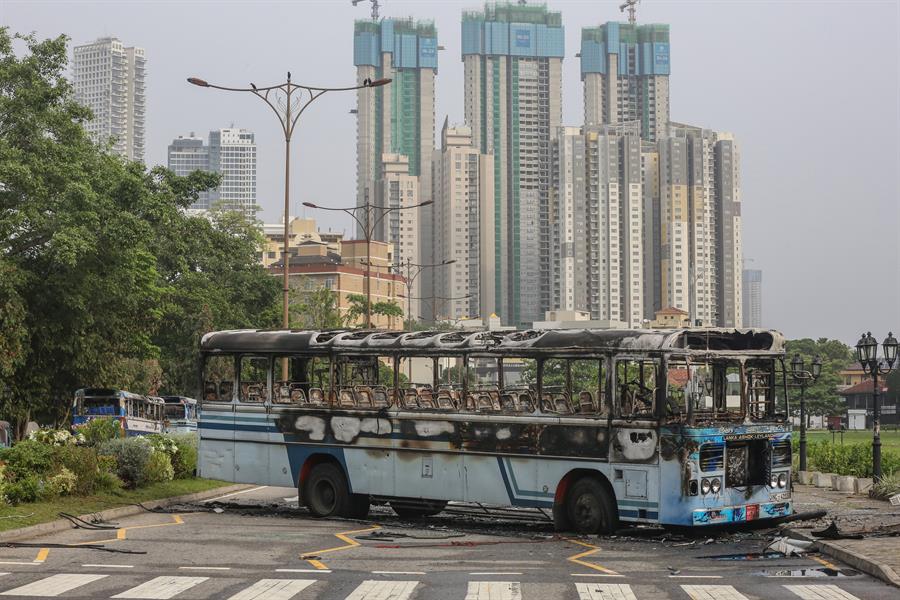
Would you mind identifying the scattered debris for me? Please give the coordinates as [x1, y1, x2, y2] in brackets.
[764, 536, 815, 556]
[811, 522, 864, 540]
[701, 551, 786, 561]
[752, 567, 860, 578]
[58, 512, 118, 530]
[1, 542, 145, 555]
[667, 566, 681, 575]
[889, 493, 900, 506]
[0, 513, 34, 520]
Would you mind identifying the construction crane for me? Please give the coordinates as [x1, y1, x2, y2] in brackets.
[351, 0, 381, 21]
[619, 0, 640, 25]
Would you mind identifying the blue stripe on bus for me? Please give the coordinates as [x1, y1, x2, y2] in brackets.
[199, 422, 278, 433]
[495, 457, 553, 508]
[617, 499, 659, 508]
[619, 509, 659, 520]
[502, 457, 554, 499]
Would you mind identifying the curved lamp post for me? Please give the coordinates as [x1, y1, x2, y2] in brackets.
[398, 293, 473, 325]
[790, 354, 822, 472]
[855, 331, 898, 481]
[187, 74, 390, 332]
[303, 200, 432, 329]
[389, 258, 456, 330]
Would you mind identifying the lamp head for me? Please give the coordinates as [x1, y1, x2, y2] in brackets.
[301, 201, 317, 208]
[187, 77, 209, 87]
[367, 78, 392, 87]
[791, 354, 803, 377]
[811, 355, 823, 379]
[883, 331, 898, 367]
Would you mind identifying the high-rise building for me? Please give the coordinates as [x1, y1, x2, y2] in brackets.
[552, 121, 742, 329]
[462, 2, 564, 327]
[72, 37, 146, 161]
[551, 123, 644, 327]
[354, 17, 437, 255]
[166, 129, 257, 216]
[742, 269, 762, 328]
[209, 129, 257, 216]
[433, 120, 495, 321]
[167, 134, 210, 209]
[580, 22, 670, 142]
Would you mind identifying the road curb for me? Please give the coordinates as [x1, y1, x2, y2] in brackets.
[788, 528, 900, 588]
[0, 483, 252, 543]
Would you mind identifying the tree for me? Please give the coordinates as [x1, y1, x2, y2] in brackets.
[784, 338, 854, 424]
[344, 294, 403, 328]
[289, 279, 344, 330]
[0, 29, 281, 430]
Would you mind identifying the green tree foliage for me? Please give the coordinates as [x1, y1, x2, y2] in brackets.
[0, 29, 279, 433]
[784, 338, 854, 421]
[289, 278, 344, 330]
[344, 293, 403, 328]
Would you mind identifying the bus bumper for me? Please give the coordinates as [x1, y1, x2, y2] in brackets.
[691, 500, 791, 525]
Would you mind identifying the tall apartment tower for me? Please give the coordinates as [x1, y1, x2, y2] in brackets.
[551, 123, 644, 327]
[167, 134, 211, 210]
[354, 18, 437, 257]
[657, 123, 741, 327]
[462, 2, 564, 327]
[433, 120, 495, 321]
[742, 269, 762, 328]
[209, 129, 257, 217]
[580, 22, 670, 142]
[72, 37, 146, 161]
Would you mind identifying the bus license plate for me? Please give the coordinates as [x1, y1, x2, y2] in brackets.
[770, 492, 790, 501]
[746, 504, 759, 520]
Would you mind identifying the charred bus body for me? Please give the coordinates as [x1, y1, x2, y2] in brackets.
[198, 328, 790, 531]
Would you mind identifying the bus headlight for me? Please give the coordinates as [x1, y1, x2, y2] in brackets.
[770, 473, 779, 488]
[701, 478, 712, 495]
[777, 473, 788, 488]
[710, 478, 721, 494]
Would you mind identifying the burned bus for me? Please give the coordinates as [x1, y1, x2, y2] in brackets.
[197, 328, 791, 532]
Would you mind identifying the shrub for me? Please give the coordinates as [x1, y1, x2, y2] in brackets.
[44, 467, 77, 497]
[99, 438, 152, 488]
[870, 473, 900, 500]
[0, 439, 55, 480]
[806, 441, 900, 478]
[144, 451, 174, 484]
[28, 428, 84, 446]
[94, 470, 123, 492]
[4, 475, 42, 504]
[53, 445, 102, 495]
[168, 434, 198, 479]
[75, 418, 122, 446]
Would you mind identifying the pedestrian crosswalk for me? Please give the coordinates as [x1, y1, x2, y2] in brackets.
[0, 574, 870, 599]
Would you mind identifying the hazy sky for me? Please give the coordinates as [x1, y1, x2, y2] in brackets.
[3, 0, 898, 344]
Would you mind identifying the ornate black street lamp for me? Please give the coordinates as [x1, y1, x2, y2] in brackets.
[855, 331, 898, 481]
[790, 354, 822, 472]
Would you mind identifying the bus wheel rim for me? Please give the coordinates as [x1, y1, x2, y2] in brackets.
[314, 480, 336, 511]
[574, 494, 602, 528]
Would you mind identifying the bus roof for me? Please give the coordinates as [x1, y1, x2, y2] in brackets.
[200, 328, 784, 356]
[160, 396, 197, 405]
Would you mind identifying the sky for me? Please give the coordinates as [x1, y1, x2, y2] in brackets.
[2, 0, 898, 345]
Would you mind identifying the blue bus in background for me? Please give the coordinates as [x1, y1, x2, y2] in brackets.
[161, 396, 198, 434]
[73, 388, 163, 436]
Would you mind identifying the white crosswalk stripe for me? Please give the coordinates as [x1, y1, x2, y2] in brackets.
[576, 583, 637, 600]
[785, 585, 863, 600]
[112, 576, 209, 599]
[0, 574, 107, 597]
[465, 581, 522, 600]
[681, 585, 749, 600]
[344, 580, 419, 600]
[225, 579, 317, 600]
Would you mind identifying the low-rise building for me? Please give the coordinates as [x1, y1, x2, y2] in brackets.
[649, 307, 690, 328]
[839, 379, 897, 430]
[261, 217, 343, 269]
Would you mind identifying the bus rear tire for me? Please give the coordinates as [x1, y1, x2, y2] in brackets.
[390, 500, 447, 519]
[566, 477, 618, 534]
[303, 463, 369, 519]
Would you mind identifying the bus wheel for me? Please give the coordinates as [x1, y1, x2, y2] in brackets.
[390, 500, 447, 519]
[566, 477, 618, 534]
[303, 463, 361, 518]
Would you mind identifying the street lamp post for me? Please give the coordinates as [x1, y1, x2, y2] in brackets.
[303, 200, 432, 328]
[855, 331, 898, 482]
[790, 354, 822, 472]
[187, 74, 390, 331]
[399, 293, 473, 326]
[391, 258, 455, 330]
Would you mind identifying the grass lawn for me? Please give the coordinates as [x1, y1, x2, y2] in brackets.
[802, 429, 900, 450]
[0, 478, 231, 533]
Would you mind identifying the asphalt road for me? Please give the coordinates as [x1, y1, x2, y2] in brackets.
[0, 486, 894, 599]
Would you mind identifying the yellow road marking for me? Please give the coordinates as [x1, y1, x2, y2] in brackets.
[300, 525, 381, 570]
[564, 537, 620, 575]
[73, 514, 185, 546]
[811, 555, 840, 570]
[33, 548, 49, 564]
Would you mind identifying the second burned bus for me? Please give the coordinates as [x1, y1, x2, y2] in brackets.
[197, 328, 792, 532]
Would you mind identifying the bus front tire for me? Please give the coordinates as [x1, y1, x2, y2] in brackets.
[303, 463, 369, 519]
[566, 477, 618, 534]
